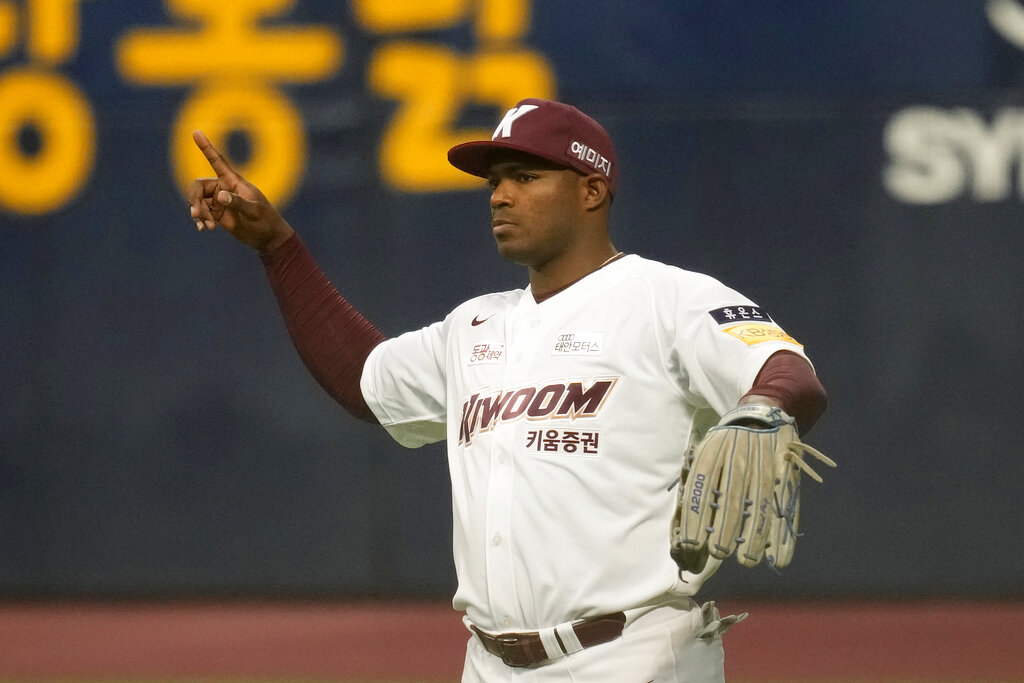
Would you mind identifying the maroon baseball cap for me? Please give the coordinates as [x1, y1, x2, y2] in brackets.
[448, 98, 617, 194]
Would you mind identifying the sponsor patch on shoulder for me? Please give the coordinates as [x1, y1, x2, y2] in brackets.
[709, 306, 773, 325]
[723, 323, 802, 347]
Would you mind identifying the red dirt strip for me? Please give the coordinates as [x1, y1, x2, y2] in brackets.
[0, 601, 467, 680]
[719, 600, 1024, 681]
[0, 600, 1021, 681]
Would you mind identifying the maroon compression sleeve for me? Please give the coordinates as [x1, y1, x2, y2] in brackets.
[742, 350, 827, 434]
[260, 233, 386, 422]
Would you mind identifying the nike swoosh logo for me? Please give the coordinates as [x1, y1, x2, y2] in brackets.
[471, 315, 493, 326]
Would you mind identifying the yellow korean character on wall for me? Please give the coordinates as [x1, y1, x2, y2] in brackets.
[117, 0, 343, 206]
[0, 0, 96, 216]
[354, 0, 556, 193]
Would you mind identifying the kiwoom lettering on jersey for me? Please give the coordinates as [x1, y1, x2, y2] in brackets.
[458, 377, 618, 446]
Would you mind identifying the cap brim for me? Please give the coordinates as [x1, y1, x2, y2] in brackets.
[447, 140, 572, 179]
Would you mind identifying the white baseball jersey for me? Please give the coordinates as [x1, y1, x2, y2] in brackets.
[360, 254, 809, 633]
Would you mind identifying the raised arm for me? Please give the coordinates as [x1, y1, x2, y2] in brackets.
[260, 233, 385, 422]
[188, 131, 385, 421]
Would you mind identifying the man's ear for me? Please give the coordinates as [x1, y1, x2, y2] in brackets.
[581, 173, 611, 211]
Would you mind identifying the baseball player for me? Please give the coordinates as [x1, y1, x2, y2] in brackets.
[188, 98, 829, 682]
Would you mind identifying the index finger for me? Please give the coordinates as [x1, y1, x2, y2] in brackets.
[192, 130, 237, 179]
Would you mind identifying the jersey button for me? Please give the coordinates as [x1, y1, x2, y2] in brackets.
[498, 453, 507, 465]
[491, 533, 503, 546]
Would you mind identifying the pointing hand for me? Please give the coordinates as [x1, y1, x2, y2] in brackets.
[188, 130, 294, 253]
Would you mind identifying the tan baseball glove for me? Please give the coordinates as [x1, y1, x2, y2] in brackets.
[670, 404, 835, 573]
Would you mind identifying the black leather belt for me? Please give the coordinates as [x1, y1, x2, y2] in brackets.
[471, 612, 627, 668]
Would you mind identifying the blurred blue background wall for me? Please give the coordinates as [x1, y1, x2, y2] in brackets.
[2, 0, 1022, 600]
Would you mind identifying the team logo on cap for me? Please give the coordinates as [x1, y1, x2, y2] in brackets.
[492, 104, 539, 140]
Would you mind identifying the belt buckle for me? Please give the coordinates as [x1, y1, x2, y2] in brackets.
[495, 633, 532, 668]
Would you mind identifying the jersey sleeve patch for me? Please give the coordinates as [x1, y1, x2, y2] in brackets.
[708, 306, 773, 325]
[722, 323, 802, 347]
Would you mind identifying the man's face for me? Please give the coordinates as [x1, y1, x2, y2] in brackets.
[486, 151, 586, 269]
